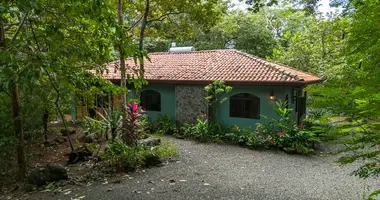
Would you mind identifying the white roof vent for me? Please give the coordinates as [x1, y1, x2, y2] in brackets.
[169, 46, 195, 53]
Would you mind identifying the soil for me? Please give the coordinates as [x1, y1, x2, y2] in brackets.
[0, 122, 107, 199]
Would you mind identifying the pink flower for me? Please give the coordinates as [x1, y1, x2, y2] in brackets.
[132, 103, 138, 112]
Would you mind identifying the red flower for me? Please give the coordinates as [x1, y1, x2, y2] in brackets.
[300, 123, 303, 129]
[278, 132, 286, 136]
[268, 140, 276, 145]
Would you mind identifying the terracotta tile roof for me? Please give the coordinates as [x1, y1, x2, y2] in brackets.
[98, 49, 321, 86]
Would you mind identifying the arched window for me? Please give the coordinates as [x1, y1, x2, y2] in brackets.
[230, 93, 260, 119]
[141, 90, 161, 111]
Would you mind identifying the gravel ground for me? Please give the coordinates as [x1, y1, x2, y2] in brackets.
[39, 137, 378, 200]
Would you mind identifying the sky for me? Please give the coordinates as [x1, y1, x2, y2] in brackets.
[230, 0, 340, 13]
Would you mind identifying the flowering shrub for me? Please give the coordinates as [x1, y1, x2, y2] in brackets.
[124, 103, 146, 143]
[224, 125, 252, 144]
[250, 101, 316, 154]
[175, 101, 316, 154]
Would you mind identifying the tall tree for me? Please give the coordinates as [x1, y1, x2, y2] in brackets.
[271, 14, 348, 76]
[0, 0, 116, 178]
[306, 0, 380, 198]
[178, 11, 277, 58]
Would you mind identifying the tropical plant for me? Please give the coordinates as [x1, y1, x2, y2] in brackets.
[182, 115, 220, 142]
[253, 100, 316, 153]
[150, 114, 176, 135]
[103, 140, 149, 170]
[204, 80, 232, 124]
[224, 125, 252, 144]
[123, 103, 146, 144]
[103, 139, 178, 170]
[81, 108, 123, 141]
[81, 117, 106, 141]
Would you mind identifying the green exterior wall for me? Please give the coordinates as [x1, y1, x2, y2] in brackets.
[216, 85, 296, 129]
[129, 83, 298, 129]
[136, 84, 298, 129]
[129, 84, 176, 122]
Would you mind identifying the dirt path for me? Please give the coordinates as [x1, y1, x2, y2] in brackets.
[24, 137, 379, 200]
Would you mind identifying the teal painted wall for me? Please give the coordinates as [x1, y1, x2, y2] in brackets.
[123, 83, 298, 129]
[129, 84, 176, 122]
[217, 85, 296, 129]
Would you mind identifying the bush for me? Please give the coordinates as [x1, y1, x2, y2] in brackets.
[103, 140, 150, 170]
[149, 114, 177, 135]
[252, 101, 316, 153]
[182, 116, 221, 142]
[224, 125, 252, 144]
[152, 141, 179, 160]
[103, 139, 178, 170]
[81, 117, 106, 140]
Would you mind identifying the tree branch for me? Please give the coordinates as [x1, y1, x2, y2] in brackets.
[5, 22, 20, 32]
[126, 15, 144, 31]
[139, 0, 150, 51]
[12, 12, 29, 42]
[147, 11, 182, 23]
[0, 85, 10, 97]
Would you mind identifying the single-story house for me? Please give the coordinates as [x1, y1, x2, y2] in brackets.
[87, 49, 320, 128]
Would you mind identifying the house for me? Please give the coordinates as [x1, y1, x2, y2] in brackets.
[92, 49, 320, 128]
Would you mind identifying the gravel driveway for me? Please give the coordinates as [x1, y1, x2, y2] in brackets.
[42, 137, 378, 200]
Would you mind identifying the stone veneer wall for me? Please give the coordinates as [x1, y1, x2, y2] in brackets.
[175, 85, 208, 125]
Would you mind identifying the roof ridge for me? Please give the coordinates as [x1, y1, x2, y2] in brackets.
[234, 50, 302, 81]
[146, 49, 235, 55]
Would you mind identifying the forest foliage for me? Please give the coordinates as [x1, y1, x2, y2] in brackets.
[1, 0, 380, 197]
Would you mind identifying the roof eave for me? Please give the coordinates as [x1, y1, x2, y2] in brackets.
[108, 78, 322, 86]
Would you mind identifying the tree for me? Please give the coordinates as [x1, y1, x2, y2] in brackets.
[178, 11, 277, 58]
[123, 0, 227, 52]
[204, 80, 232, 124]
[306, 0, 380, 198]
[271, 13, 348, 76]
[0, 0, 116, 178]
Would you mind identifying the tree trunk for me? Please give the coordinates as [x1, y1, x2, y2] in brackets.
[135, 0, 150, 101]
[43, 110, 49, 141]
[139, 0, 150, 52]
[117, 0, 134, 146]
[1, 21, 27, 179]
[9, 80, 27, 179]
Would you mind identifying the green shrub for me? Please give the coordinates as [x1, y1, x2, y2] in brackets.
[150, 114, 176, 135]
[253, 100, 316, 153]
[182, 116, 220, 142]
[81, 116, 106, 140]
[152, 141, 179, 160]
[103, 139, 179, 170]
[223, 125, 251, 144]
[103, 140, 149, 170]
